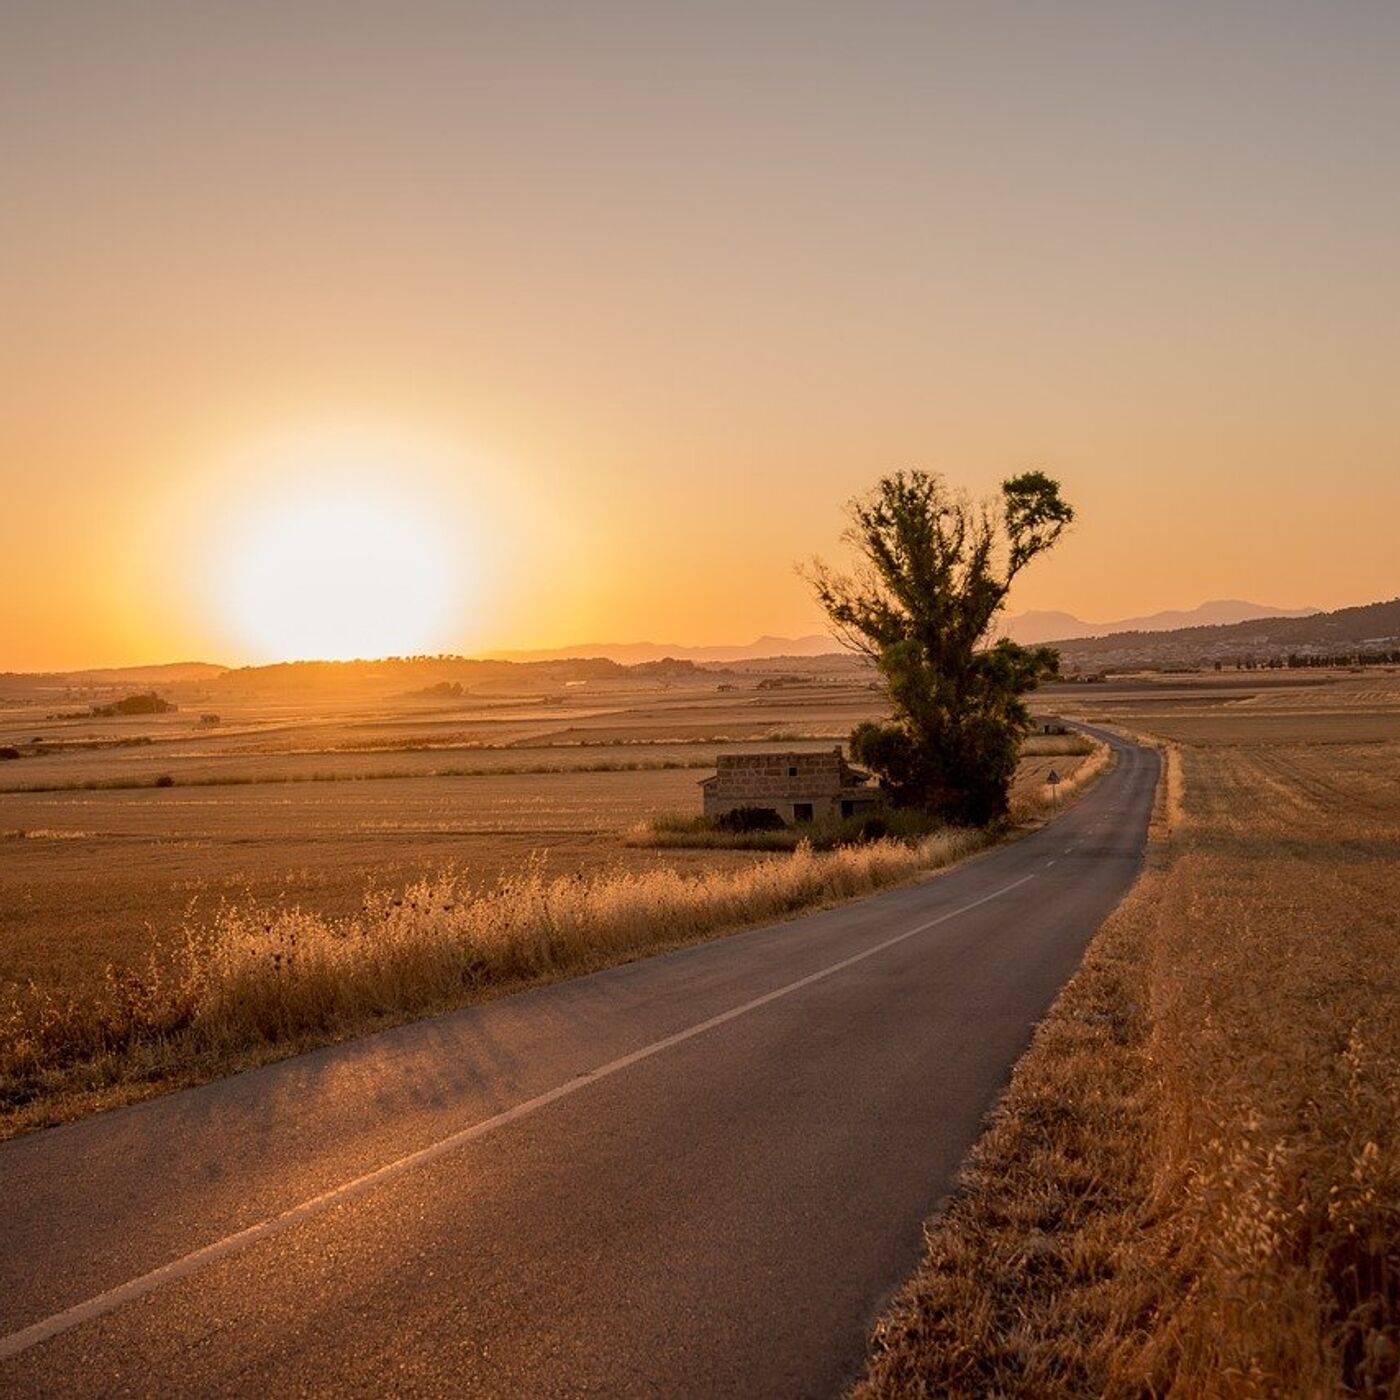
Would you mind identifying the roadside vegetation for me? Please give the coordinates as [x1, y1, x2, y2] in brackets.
[1009, 738, 1112, 822]
[858, 713, 1400, 1396]
[0, 826, 987, 1136]
[626, 804, 946, 852]
[1019, 733, 1096, 757]
[0, 712, 1108, 1136]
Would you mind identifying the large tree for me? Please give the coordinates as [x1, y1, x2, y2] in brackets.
[807, 469, 1074, 825]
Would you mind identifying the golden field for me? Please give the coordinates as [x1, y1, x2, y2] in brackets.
[0, 677, 881, 997]
[859, 668, 1400, 1397]
[0, 668, 1092, 1134]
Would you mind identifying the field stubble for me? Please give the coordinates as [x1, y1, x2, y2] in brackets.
[859, 681, 1400, 1397]
[0, 675, 1113, 1135]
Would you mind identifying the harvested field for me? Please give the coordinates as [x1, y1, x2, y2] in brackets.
[1019, 733, 1096, 756]
[0, 768, 762, 999]
[859, 672, 1400, 1397]
[0, 668, 1118, 1135]
[0, 679, 887, 998]
[0, 675, 1094, 1003]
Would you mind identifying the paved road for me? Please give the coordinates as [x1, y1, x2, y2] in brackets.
[0, 726, 1157, 1398]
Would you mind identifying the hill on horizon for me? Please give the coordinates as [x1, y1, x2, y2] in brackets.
[5, 597, 1394, 688]
[492, 601, 1323, 662]
[1000, 599, 1318, 646]
[0, 661, 227, 693]
[1052, 596, 1400, 670]
[484, 634, 841, 665]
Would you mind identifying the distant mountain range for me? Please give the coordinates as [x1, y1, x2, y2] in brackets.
[1000, 599, 1318, 646]
[1053, 596, 1400, 670]
[0, 661, 226, 692]
[6, 598, 1395, 693]
[494, 602, 1322, 662]
[484, 634, 842, 665]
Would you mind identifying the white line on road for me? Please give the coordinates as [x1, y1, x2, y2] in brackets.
[0, 871, 1038, 1363]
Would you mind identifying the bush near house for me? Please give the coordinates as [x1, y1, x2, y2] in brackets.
[715, 806, 786, 834]
[629, 805, 946, 852]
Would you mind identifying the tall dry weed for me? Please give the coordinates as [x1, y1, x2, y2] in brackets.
[860, 733, 1400, 1398]
[1, 829, 984, 1131]
[1009, 738, 1113, 822]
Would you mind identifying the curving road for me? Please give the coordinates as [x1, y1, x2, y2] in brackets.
[0, 726, 1157, 1397]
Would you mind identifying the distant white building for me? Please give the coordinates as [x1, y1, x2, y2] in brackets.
[699, 748, 879, 826]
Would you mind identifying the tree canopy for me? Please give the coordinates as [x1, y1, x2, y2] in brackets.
[807, 470, 1074, 825]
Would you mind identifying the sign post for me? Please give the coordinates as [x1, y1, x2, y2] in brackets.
[1046, 768, 1062, 811]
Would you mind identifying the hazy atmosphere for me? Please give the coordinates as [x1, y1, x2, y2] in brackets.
[5, 0, 1399, 668]
[3, 6, 1397, 1396]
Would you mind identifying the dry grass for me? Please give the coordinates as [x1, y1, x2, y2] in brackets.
[0, 827, 985, 1137]
[0, 691, 1092, 1006]
[0, 766, 762, 1001]
[0, 676, 888, 1007]
[1009, 739, 1111, 821]
[858, 703, 1400, 1397]
[1020, 733, 1097, 757]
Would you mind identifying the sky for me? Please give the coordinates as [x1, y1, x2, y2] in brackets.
[3, 0, 1398, 669]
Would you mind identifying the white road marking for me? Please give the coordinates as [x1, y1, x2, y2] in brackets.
[1045, 859, 1057, 867]
[0, 871, 1039, 1363]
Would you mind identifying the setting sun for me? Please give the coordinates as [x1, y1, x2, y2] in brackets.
[218, 485, 457, 662]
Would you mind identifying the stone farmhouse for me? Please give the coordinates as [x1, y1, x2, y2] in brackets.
[700, 748, 880, 826]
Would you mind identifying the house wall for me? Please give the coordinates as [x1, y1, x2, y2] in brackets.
[701, 749, 880, 825]
[710, 750, 844, 800]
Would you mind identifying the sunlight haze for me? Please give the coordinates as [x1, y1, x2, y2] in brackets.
[4, 9, 1400, 1388]
[3, 0, 1398, 668]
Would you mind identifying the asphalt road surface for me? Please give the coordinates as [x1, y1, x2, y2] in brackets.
[0, 726, 1157, 1398]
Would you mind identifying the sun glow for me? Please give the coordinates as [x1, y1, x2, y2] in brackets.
[219, 484, 458, 662]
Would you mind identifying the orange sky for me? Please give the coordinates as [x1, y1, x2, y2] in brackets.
[3, 2, 1398, 670]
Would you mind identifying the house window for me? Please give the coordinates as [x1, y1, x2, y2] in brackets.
[787, 766, 798, 777]
[793, 802, 814, 823]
